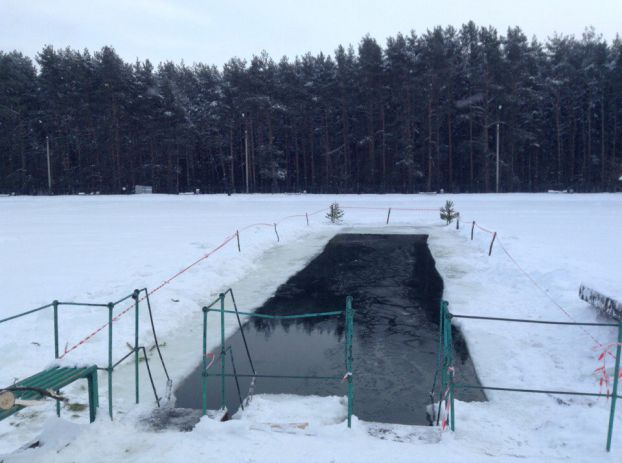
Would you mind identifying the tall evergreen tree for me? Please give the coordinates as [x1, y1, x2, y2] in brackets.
[2, 23, 622, 194]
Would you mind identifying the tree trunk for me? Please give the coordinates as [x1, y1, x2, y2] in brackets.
[447, 110, 453, 191]
[381, 106, 386, 192]
[601, 96, 606, 190]
[229, 125, 235, 191]
[469, 108, 474, 191]
[367, 103, 375, 188]
[426, 98, 433, 191]
[554, 93, 562, 187]
[324, 109, 331, 192]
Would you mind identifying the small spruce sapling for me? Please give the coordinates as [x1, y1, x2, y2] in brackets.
[440, 200, 459, 225]
[326, 202, 345, 224]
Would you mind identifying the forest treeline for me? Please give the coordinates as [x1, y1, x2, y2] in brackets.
[1, 22, 622, 194]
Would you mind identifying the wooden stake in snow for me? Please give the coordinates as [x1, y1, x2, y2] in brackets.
[488, 232, 497, 256]
[273, 223, 280, 242]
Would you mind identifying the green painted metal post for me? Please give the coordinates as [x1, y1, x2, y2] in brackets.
[133, 290, 140, 404]
[107, 302, 114, 419]
[438, 303, 455, 430]
[346, 296, 354, 428]
[87, 371, 97, 423]
[202, 306, 208, 416]
[440, 303, 448, 405]
[53, 300, 60, 417]
[220, 293, 226, 411]
[606, 321, 622, 452]
[93, 368, 99, 408]
[437, 301, 447, 405]
[441, 308, 448, 421]
[447, 311, 455, 431]
[53, 300, 59, 359]
[434, 301, 447, 426]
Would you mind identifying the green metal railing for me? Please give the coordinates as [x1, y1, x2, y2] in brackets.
[436, 301, 621, 452]
[0, 288, 170, 420]
[201, 290, 355, 427]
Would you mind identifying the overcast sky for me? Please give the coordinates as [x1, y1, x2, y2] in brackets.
[2, 0, 621, 68]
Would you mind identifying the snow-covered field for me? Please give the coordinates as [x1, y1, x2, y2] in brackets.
[0, 193, 621, 462]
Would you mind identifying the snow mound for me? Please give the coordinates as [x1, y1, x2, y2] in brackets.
[233, 394, 347, 427]
[1, 417, 82, 463]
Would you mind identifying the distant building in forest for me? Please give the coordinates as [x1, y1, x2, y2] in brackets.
[134, 185, 153, 194]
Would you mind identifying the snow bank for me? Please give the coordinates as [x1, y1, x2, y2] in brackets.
[0, 193, 621, 461]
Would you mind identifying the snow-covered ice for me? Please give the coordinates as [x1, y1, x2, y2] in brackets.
[0, 193, 621, 462]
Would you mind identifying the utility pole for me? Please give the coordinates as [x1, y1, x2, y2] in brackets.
[243, 113, 249, 194]
[46, 135, 52, 194]
[496, 104, 502, 193]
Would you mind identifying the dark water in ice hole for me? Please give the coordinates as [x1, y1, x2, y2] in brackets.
[175, 234, 485, 425]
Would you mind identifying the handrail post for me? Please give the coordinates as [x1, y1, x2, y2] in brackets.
[346, 296, 354, 428]
[439, 303, 455, 430]
[436, 301, 447, 425]
[132, 289, 140, 404]
[107, 302, 114, 419]
[202, 306, 208, 416]
[53, 300, 59, 359]
[53, 300, 60, 417]
[606, 321, 622, 451]
[447, 310, 455, 431]
[439, 303, 448, 421]
[220, 293, 226, 411]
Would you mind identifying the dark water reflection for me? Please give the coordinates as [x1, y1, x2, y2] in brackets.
[176, 234, 485, 425]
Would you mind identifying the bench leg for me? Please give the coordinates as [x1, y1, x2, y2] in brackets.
[56, 390, 61, 418]
[87, 372, 98, 423]
[93, 371, 99, 409]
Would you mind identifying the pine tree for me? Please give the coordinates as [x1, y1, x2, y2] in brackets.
[440, 200, 459, 224]
[326, 202, 345, 224]
[3, 23, 622, 194]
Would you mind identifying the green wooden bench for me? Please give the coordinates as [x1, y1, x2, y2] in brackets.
[0, 366, 99, 423]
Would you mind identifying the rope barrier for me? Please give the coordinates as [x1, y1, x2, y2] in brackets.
[474, 222, 495, 234]
[58, 206, 335, 358]
[340, 205, 438, 212]
[450, 215, 609, 347]
[276, 214, 307, 225]
[50, 200, 605, 373]
[340, 206, 388, 211]
[60, 233, 238, 358]
[390, 207, 439, 212]
[308, 207, 329, 216]
[494, 236, 603, 346]
[238, 223, 274, 233]
[49, 204, 544, 361]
